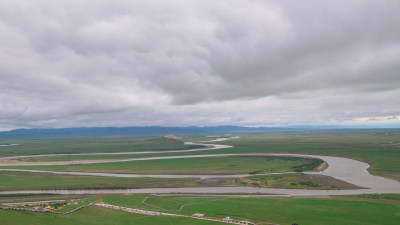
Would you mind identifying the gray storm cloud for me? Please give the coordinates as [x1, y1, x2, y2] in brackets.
[0, 0, 399, 129]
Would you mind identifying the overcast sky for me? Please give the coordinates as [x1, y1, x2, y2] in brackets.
[0, 0, 399, 130]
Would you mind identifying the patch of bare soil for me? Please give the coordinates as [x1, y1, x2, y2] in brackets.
[315, 161, 329, 172]
[381, 141, 400, 146]
[196, 178, 234, 187]
[237, 174, 364, 190]
[303, 174, 364, 189]
[217, 213, 278, 223]
[237, 178, 263, 186]
[0, 158, 123, 165]
[163, 135, 182, 140]
[290, 195, 333, 199]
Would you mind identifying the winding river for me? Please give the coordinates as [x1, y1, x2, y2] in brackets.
[0, 137, 399, 196]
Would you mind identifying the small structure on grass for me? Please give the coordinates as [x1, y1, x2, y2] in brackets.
[45, 205, 54, 212]
[192, 212, 205, 217]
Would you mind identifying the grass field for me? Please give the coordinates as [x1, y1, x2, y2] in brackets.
[19, 151, 217, 162]
[178, 196, 400, 225]
[20, 153, 171, 162]
[1, 130, 399, 224]
[3, 194, 397, 225]
[0, 191, 399, 224]
[4, 156, 322, 174]
[333, 193, 400, 201]
[99, 194, 400, 225]
[199, 130, 400, 180]
[3, 130, 399, 180]
[0, 136, 204, 157]
[0, 205, 220, 225]
[0, 171, 197, 190]
[54, 200, 89, 213]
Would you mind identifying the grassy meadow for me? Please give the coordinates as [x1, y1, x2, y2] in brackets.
[1, 129, 399, 184]
[0, 129, 399, 225]
[178, 195, 400, 225]
[99, 194, 400, 225]
[3, 130, 399, 180]
[3, 156, 322, 174]
[0, 136, 203, 157]
[0, 205, 220, 225]
[0, 171, 197, 190]
[194, 130, 400, 181]
[3, 194, 398, 225]
[204, 130, 400, 180]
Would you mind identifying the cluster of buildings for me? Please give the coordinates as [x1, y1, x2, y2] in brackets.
[5, 199, 82, 212]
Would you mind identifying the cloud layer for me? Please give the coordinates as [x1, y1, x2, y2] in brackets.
[1, 0, 399, 129]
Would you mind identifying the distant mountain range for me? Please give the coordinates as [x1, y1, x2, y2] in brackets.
[0, 125, 399, 139]
[0, 126, 285, 139]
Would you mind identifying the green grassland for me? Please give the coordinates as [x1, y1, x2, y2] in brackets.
[100, 194, 400, 225]
[178, 196, 400, 225]
[4, 156, 322, 174]
[19, 151, 215, 162]
[144, 196, 185, 210]
[1, 193, 399, 225]
[3, 194, 397, 225]
[4, 130, 399, 180]
[200, 130, 400, 180]
[333, 194, 400, 203]
[54, 200, 90, 213]
[0, 205, 220, 225]
[0, 136, 203, 157]
[119, 195, 226, 211]
[20, 153, 167, 162]
[0, 171, 197, 190]
[1, 130, 399, 224]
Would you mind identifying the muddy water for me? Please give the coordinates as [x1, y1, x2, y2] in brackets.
[0, 186, 399, 197]
[0, 144, 19, 147]
[0, 168, 297, 179]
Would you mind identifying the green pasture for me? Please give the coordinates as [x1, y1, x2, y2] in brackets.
[2, 193, 399, 225]
[54, 200, 89, 213]
[178, 195, 400, 225]
[0, 171, 196, 190]
[4, 156, 322, 174]
[0, 136, 203, 157]
[0, 205, 220, 225]
[60, 194, 400, 225]
[21, 153, 165, 162]
[333, 194, 400, 203]
[1, 129, 400, 180]
[204, 130, 400, 180]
